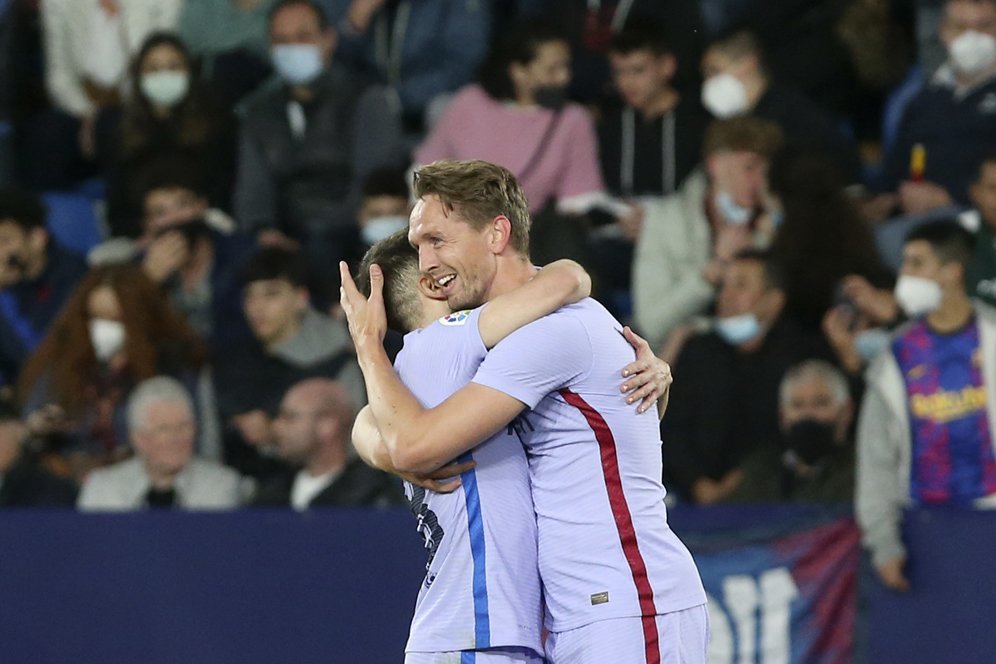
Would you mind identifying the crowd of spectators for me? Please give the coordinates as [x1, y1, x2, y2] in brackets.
[0, 0, 995, 599]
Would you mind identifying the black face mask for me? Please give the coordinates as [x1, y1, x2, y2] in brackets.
[784, 419, 839, 466]
[534, 85, 567, 110]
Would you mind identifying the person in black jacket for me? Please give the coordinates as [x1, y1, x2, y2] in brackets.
[661, 249, 835, 504]
[253, 378, 402, 509]
[700, 27, 862, 185]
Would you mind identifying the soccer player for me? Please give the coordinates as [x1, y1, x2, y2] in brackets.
[341, 160, 707, 664]
[353, 229, 670, 662]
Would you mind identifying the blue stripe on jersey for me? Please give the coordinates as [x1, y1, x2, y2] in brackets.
[458, 451, 490, 648]
[461, 651, 476, 664]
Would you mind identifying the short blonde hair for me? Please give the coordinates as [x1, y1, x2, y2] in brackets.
[413, 160, 531, 255]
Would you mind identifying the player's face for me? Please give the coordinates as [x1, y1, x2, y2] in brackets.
[409, 195, 496, 311]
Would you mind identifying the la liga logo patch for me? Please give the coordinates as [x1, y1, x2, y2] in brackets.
[440, 310, 471, 326]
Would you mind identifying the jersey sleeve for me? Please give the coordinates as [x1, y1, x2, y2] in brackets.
[472, 309, 592, 408]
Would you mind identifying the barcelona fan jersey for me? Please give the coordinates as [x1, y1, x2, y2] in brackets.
[893, 318, 996, 504]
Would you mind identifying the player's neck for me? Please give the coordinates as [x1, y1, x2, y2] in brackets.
[486, 255, 536, 300]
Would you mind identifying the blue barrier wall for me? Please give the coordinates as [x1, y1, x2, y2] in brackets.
[1, 506, 993, 663]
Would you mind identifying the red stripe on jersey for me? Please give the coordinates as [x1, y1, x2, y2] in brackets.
[560, 389, 661, 664]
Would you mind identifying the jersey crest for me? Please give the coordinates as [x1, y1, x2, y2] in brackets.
[439, 310, 472, 326]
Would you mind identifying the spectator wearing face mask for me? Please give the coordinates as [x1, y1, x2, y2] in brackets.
[356, 167, 410, 250]
[0, 190, 87, 387]
[857, 219, 996, 593]
[721, 360, 857, 504]
[700, 27, 862, 185]
[415, 20, 611, 266]
[660, 249, 834, 505]
[632, 117, 782, 354]
[869, 0, 996, 220]
[103, 32, 237, 238]
[23, 0, 182, 191]
[234, 0, 402, 306]
[16, 264, 213, 481]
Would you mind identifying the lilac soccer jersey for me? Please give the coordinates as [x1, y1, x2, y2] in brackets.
[394, 307, 543, 656]
[472, 299, 707, 644]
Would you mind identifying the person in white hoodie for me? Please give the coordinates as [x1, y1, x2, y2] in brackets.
[857, 219, 996, 592]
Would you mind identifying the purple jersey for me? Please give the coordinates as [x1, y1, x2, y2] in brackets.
[472, 299, 707, 642]
[394, 308, 542, 655]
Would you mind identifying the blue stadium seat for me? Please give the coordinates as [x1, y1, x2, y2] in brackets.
[41, 190, 104, 255]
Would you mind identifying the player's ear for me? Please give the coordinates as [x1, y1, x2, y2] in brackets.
[488, 215, 512, 254]
[418, 273, 448, 301]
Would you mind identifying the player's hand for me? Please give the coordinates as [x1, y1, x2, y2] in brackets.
[399, 458, 476, 494]
[339, 261, 388, 352]
[619, 326, 672, 415]
[875, 556, 910, 592]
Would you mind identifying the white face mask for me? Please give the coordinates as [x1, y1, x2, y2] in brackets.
[714, 190, 753, 225]
[140, 70, 189, 107]
[894, 275, 943, 317]
[948, 30, 996, 77]
[271, 44, 324, 85]
[361, 215, 409, 245]
[715, 312, 762, 345]
[89, 318, 126, 362]
[702, 73, 749, 118]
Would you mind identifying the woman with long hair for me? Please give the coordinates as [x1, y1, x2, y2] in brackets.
[768, 147, 892, 330]
[103, 32, 236, 237]
[18, 263, 209, 479]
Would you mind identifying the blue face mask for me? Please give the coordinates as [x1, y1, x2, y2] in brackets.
[715, 190, 753, 226]
[361, 215, 409, 245]
[715, 313, 762, 345]
[854, 327, 892, 362]
[271, 44, 324, 85]
[769, 208, 785, 228]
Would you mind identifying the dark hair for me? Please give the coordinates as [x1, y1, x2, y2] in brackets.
[478, 20, 568, 101]
[732, 248, 785, 292]
[121, 32, 218, 158]
[608, 21, 672, 57]
[768, 147, 890, 327]
[133, 154, 209, 207]
[362, 167, 410, 200]
[905, 219, 975, 271]
[0, 189, 46, 231]
[268, 0, 328, 31]
[977, 151, 996, 180]
[357, 230, 421, 333]
[705, 26, 768, 75]
[240, 247, 309, 289]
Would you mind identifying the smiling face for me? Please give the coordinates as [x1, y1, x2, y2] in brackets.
[408, 196, 498, 311]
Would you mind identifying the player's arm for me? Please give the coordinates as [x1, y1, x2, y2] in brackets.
[352, 405, 394, 472]
[352, 404, 476, 491]
[477, 259, 590, 349]
[341, 262, 524, 473]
